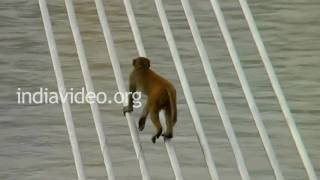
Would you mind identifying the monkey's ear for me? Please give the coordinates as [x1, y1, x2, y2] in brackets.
[132, 59, 137, 66]
[144, 59, 150, 69]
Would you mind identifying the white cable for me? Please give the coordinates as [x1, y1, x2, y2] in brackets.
[123, 0, 184, 179]
[64, 0, 115, 179]
[208, 0, 285, 179]
[155, 0, 220, 179]
[180, 0, 251, 179]
[123, 0, 146, 57]
[39, 1, 86, 179]
[238, 0, 318, 179]
[94, 0, 151, 179]
[160, 113, 184, 180]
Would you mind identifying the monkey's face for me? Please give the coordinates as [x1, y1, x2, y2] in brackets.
[133, 57, 150, 70]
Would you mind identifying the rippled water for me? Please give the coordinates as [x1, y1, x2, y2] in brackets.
[0, 0, 319, 179]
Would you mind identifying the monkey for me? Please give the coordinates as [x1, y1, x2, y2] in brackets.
[123, 57, 177, 143]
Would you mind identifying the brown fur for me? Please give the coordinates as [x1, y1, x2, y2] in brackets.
[123, 57, 177, 143]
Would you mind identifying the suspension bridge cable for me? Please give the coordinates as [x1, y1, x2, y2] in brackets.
[207, 0, 285, 179]
[180, 0, 251, 179]
[155, 0, 220, 179]
[64, 0, 115, 179]
[39, 1, 86, 179]
[94, 0, 151, 179]
[238, 0, 318, 179]
[123, 0, 184, 179]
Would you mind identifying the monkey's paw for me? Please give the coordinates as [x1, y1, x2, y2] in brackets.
[138, 118, 146, 131]
[151, 136, 157, 144]
[151, 132, 161, 144]
[162, 133, 173, 140]
[122, 106, 133, 116]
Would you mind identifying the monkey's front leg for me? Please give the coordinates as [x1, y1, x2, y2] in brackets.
[138, 102, 149, 131]
[123, 81, 136, 115]
[123, 94, 133, 115]
[123, 105, 133, 115]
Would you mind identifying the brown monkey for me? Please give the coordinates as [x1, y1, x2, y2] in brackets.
[123, 57, 177, 143]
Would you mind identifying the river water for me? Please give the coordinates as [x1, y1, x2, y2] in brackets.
[0, 0, 319, 179]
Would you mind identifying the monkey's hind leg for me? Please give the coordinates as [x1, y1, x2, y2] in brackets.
[162, 109, 173, 139]
[150, 108, 162, 143]
[138, 102, 149, 131]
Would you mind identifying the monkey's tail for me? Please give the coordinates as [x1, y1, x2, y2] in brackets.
[167, 87, 177, 126]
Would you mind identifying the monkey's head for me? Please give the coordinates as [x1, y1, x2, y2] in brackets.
[133, 57, 150, 70]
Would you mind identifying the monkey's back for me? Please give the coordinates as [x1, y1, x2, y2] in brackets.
[145, 69, 176, 109]
[131, 68, 175, 103]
